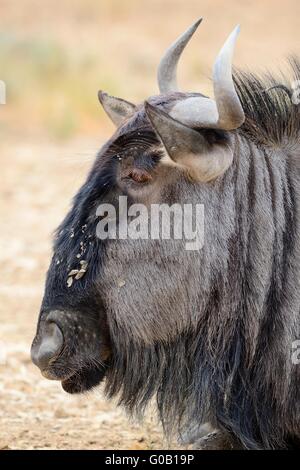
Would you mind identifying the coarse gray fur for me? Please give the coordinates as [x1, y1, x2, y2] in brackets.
[32, 61, 300, 449]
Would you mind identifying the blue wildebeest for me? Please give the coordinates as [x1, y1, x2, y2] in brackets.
[31, 20, 300, 449]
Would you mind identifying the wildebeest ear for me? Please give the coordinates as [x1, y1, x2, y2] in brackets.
[144, 101, 233, 182]
[98, 91, 136, 126]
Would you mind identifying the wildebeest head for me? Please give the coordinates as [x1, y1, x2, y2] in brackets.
[31, 20, 245, 398]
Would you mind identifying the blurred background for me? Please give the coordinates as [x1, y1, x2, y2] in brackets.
[0, 0, 299, 450]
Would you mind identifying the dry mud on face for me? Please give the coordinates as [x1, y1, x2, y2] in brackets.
[0, 140, 185, 450]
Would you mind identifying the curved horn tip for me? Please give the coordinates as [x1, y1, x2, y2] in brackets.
[213, 24, 242, 79]
[212, 24, 245, 130]
[228, 24, 241, 47]
[192, 17, 204, 29]
[221, 25, 241, 55]
[157, 18, 203, 94]
[232, 24, 241, 36]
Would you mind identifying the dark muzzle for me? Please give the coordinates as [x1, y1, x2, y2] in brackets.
[31, 320, 63, 373]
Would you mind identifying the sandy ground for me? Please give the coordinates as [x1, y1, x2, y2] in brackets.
[0, 0, 299, 451]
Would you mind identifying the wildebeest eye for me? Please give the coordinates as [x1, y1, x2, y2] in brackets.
[123, 168, 153, 184]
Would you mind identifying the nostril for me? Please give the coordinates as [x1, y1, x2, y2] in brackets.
[31, 322, 63, 370]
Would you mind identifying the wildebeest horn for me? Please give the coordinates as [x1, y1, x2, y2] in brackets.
[145, 102, 233, 182]
[169, 26, 245, 130]
[212, 25, 245, 129]
[98, 91, 136, 126]
[157, 18, 203, 94]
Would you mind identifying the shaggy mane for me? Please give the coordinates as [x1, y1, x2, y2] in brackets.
[234, 58, 300, 147]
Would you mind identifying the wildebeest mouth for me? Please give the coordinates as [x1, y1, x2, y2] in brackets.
[61, 364, 108, 394]
[40, 362, 108, 394]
